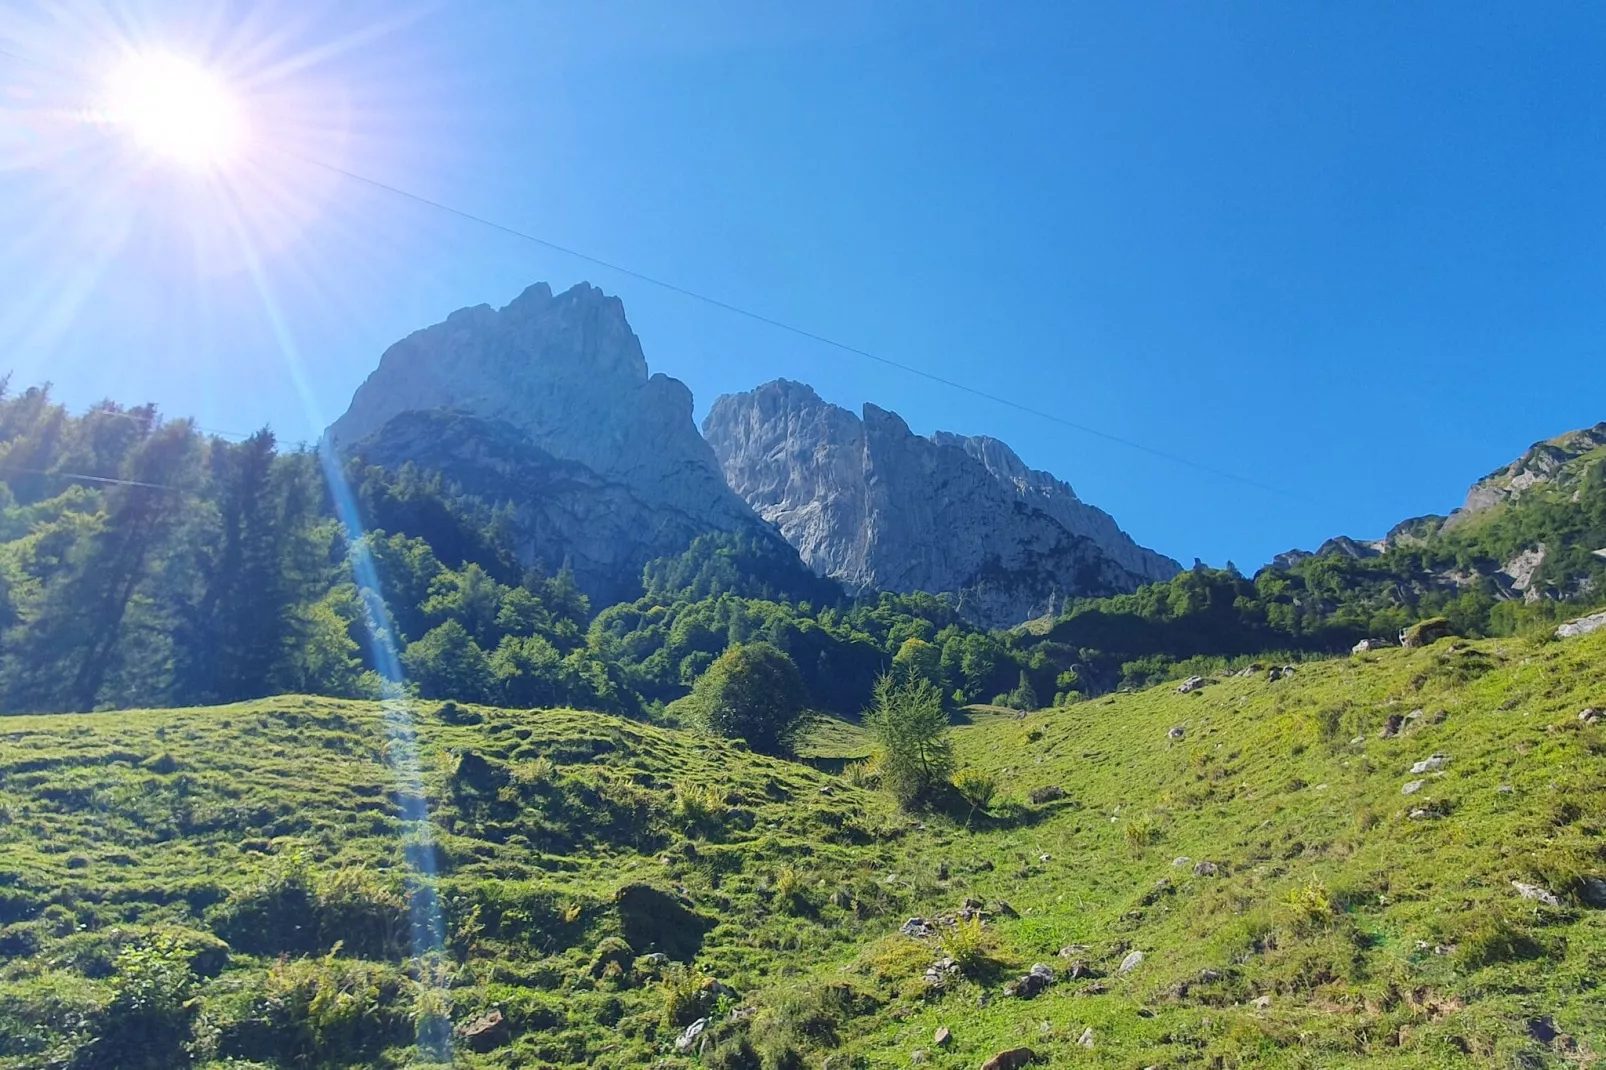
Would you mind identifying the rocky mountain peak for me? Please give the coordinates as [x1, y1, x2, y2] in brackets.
[325, 282, 771, 603]
[703, 380, 1179, 627]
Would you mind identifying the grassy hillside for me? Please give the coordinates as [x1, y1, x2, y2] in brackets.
[4, 627, 1606, 1068]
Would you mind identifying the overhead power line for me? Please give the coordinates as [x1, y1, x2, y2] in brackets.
[0, 42, 1300, 499]
[284, 152, 1304, 501]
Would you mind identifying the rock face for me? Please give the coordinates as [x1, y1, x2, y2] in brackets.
[326, 283, 776, 605]
[701, 380, 1178, 628]
[1450, 422, 1606, 525]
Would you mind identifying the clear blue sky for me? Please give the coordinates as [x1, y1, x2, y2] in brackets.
[4, 1, 1604, 571]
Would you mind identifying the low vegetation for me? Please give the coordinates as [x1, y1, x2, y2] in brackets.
[3, 625, 1604, 1067]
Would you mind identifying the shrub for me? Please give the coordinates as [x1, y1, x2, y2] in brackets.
[659, 964, 715, 1028]
[936, 916, 989, 974]
[862, 673, 954, 808]
[672, 782, 728, 831]
[951, 769, 997, 812]
[684, 643, 810, 755]
[93, 935, 196, 1069]
[1281, 877, 1337, 933]
[1122, 814, 1160, 851]
[771, 866, 809, 914]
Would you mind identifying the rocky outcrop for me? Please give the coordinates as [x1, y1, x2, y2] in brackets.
[327, 283, 777, 604]
[701, 380, 1178, 628]
[1447, 422, 1606, 527]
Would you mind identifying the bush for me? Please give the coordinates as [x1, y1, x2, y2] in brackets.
[684, 643, 810, 755]
[862, 673, 954, 808]
[936, 916, 989, 974]
[951, 769, 997, 812]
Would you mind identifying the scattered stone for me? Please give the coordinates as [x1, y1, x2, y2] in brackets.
[900, 917, 936, 938]
[1192, 861, 1220, 877]
[979, 1048, 1037, 1070]
[1038, 853, 1052, 863]
[1167, 725, 1186, 740]
[1497, 784, 1514, 794]
[674, 1018, 708, 1054]
[1061, 959, 1093, 980]
[1177, 676, 1207, 694]
[1409, 754, 1448, 774]
[1556, 610, 1606, 639]
[1078, 1027, 1095, 1049]
[1198, 968, 1223, 983]
[1379, 714, 1404, 739]
[910, 1049, 929, 1064]
[1057, 943, 1091, 958]
[1028, 785, 1065, 804]
[924, 957, 959, 988]
[1172, 856, 1192, 867]
[991, 900, 1020, 918]
[1004, 963, 1056, 999]
[933, 1026, 952, 1048]
[818, 785, 833, 796]
[1402, 780, 1425, 796]
[1579, 707, 1603, 725]
[1407, 808, 1434, 821]
[1512, 881, 1561, 907]
[1253, 995, 1272, 1010]
[637, 952, 669, 969]
[1352, 638, 1387, 653]
[1349, 736, 1366, 746]
[1267, 667, 1284, 683]
[1528, 1017, 1558, 1045]
[457, 1009, 510, 1053]
[1118, 950, 1145, 973]
[1579, 877, 1606, 908]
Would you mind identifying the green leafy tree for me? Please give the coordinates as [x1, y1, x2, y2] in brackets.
[402, 620, 492, 702]
[891, 636, 944, 691]
[684, 641, 809, 755]
[863, 672, 954, 807]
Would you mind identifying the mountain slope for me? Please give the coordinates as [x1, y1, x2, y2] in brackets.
[1268, 419, 1606, 612]
[702, 379, 1178, 628]
[326, 283, 773, 603]
[6, 624, 1603, 1067]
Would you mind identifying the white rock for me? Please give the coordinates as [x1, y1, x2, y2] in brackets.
[1118, 950, 1145, 973]
[1409, 754, 1448, 774]
[1402, 780, 1424, 795]
[703, 380, 1178, 627]
[1556, 610, 1606, 639]
[1512, 881, 1561, 907]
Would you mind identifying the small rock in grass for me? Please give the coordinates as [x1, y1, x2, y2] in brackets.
[1497, 785, 1515, 794]
[1038, 853, 1051, 862]
[674, 1018, 708, 1054]
[1408, 808, 1434, 820]
[1409, 754, 1448, 774]
[1349, 736, 1366, 746]
[1379, 714, 1403, 739]
[1172, 856, 1191, 867]
[1513, 880, 1562, 907]
[1119, 950, 1145, 973]
[1198, 968, 1223, 983]
[1193, 861, 1220, 877]
[1402, 780, 1425, 796]
[1028, 784, 1065, 804]
[1579, 707, 1602, 725]
[1253, 994, 1272, 1009]
[1528, 1017, 1558, 1044]
[1579, 877, 1606, 908]
[1078, 1027, 1095, 1048]
[1177, 675, 1207, 694]
[910, 1049, 929, 1064]
[1168, 726, 1186, 740]
[933, 1026, 952, 1047]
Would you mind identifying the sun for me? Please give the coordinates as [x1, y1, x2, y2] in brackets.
[104, 53, 247, 172]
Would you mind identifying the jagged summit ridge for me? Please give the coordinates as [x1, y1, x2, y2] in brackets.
[702, 379, 1180, 627]
[325, 282, 772, 603]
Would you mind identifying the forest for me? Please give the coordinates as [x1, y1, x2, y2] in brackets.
[2, 383, 1601, 718]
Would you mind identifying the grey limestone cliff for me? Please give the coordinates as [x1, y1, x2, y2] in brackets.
[701, 379, 1180, 627]
[326, 283, 773, 604]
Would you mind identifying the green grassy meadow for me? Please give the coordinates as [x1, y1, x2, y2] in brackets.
[3, 628, 1605, 1068]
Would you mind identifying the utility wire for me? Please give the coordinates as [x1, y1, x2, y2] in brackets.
[0, 41, 1301, 500]
[283, 151, 1305, 501]
[0, 466, 181, 491]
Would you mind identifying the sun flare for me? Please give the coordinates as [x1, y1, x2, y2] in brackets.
[104, 52, 247, 171]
